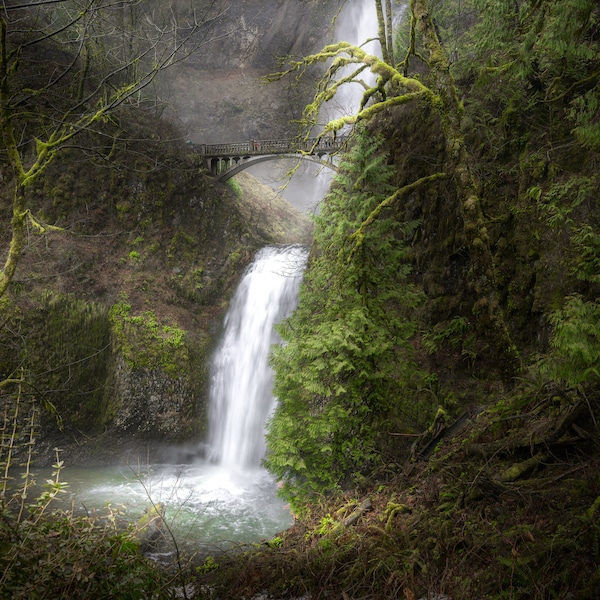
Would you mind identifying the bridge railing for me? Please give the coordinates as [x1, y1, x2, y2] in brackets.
[198, 136, 347, 158]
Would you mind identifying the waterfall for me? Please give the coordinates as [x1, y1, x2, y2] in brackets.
[207, 0, 395, 473]
[208, 245, 308, 471]
[332, 0, 381, 118]
[336, 1, 380, 55]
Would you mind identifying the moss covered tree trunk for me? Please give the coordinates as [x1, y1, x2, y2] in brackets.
[411, 0, 520, 381]
[375, 0, 390, 65]
[0, 16, 26, 299]
[0, 184, 26, 299]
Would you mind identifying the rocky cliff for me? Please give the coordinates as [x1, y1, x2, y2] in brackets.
[160, 0, 341, 143]
[0, 0, 340, 464]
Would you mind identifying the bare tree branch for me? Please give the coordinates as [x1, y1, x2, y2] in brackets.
[0, 0, 232, 298]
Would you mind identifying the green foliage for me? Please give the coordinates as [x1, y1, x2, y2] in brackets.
[422, 316, 472, 353]
[167, 228, 197, 262]
[536, 176, 595, 229]
[572, 225, 600, 285]
[109, 296, 188, 376]
[535, 174, 600, 386]
[0, 402, 172, 599]
[267, 536, 284, 549]
[545, 295, 600, 385]
[472, 0, 599, 80]
[570, 89, 600, 150]
[196, 555, 219, 574]
[0, 507, 171, 599]
[226, 177, 243, 198]
[265, 127, 429, 513]
[461, 0, 600, 161]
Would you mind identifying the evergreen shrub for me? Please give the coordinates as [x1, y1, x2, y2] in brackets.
[265, 127, 431, 513]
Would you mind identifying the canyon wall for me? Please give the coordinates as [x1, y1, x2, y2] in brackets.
[160, 0, 341, 143]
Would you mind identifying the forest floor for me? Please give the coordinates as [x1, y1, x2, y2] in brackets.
[189, 381, 600, 599]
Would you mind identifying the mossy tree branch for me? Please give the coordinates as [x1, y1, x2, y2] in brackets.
[0, 1, 224, 300]
[349, 171, 449, 259]
[265, 0, 520, 380]
[266, 40, 434, 146]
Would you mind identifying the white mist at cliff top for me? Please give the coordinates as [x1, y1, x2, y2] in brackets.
[328, 0, 380, 120]
[208, 245, 308, 471]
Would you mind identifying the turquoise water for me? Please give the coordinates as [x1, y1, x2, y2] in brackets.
[9, 247, 305, 559]
[19, 462, 293, 556]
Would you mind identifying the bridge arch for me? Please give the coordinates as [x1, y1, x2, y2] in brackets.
[213, 154, 338, 181]
[197, 136, 347, 182]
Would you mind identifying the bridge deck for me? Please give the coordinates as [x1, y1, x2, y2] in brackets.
[198, 136, 346, 158]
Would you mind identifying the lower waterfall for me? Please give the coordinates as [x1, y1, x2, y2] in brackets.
[18, 246, 309, 553]
[208, 244, 308, 471]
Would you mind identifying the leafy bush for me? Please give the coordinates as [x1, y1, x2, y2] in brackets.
[546, 295, 600, 385]
[265, 127, 431, 514]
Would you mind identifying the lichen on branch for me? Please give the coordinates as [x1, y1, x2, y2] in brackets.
[265, 40, 436, 143]
[263, 0, 521, 381]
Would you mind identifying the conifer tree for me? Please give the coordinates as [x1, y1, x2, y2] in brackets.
[265, 127, 426, 512]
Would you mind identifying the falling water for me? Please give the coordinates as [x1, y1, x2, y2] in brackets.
[331, 0, 381, 118]
[208, 245, 308, 471]
[6, 4, 403, 557]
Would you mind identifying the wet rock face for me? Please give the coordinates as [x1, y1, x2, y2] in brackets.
[161, 0, 340, 143]
[185, 0, 333, 71]
[112, 358, 197, 441]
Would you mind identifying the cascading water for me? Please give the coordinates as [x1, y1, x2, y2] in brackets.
[17, 1, 392, 558]
[334, 0, 380, 115]
[208, 245, 308, 471]
[19, 247, 308, 555]
[331, 0, 405, 118]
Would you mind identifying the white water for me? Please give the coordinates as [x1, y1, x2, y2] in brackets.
[18, 246, 308, 554]
[243, 1, 384, 212]
[22, 463, 293, 554]
[208, 245, 308, 470]
[15, 5, 387, 557]
[326, 0, 381, 122]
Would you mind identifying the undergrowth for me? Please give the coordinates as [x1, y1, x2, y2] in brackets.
[195, 381, 600, 599]
[0, 378, 192, 600]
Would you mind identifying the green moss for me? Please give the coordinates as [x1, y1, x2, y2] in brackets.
[226, 178, 243, 198]
[167, 228, 196, 262]
[16, 293, 113, 433]
[228, 251, 242, 267]
[109, 296, 189, 377]
[115, 201, 130, 218]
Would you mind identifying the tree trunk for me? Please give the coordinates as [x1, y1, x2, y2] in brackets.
[0, 16, 26, 300]
[385, 0, 395, 66]
[0, 183, 26, 299]
[375, 0, 391, 65]
[411, 0, 521, 382]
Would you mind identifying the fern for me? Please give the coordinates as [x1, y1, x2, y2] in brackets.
[265, 126, 430, 514]
[546, 295, 600, 385]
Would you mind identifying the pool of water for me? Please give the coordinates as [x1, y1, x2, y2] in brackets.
[15, 462, 293, 556]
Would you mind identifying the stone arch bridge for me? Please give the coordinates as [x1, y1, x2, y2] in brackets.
[196, 136, 347, 181]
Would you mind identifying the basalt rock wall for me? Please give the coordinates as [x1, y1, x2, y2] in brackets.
[161, 0, 341, 143]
